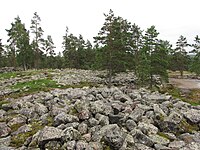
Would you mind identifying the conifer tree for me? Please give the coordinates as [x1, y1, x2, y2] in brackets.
[190, 35, 200, 75]
[94, 9, 131, 87]
[30, 12, 44, 69]
[6, 16, 33, 70]
[172, 35, 189, 76]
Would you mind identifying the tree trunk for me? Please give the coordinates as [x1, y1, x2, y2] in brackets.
[180, 70, 183, 77]
[108, 68, 112, 88]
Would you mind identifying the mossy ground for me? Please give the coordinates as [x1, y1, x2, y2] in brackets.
[10, 121, 44, 148]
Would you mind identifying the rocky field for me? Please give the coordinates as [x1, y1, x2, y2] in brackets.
[0, 68, 200, 150]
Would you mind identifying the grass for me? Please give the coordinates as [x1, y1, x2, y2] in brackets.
[0, 72, 19, 79]
[164, 85, 200, 106]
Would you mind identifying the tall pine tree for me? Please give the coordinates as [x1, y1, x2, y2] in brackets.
[30, 12, 44, 69]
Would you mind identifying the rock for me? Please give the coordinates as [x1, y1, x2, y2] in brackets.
[126, 119, 137, 131]
[109, 114, 124, 124]
[81, 133, 91, 142]
[19, 107, 35, 119]
[90, 100, 105, 114]
[88, 118, 99, 127]
[78, 109, 90, 120]
[180, 142, 200, 150]
[146, 92, 170, 103]
[7, 115, 27, 127]
[0, 109, 6, 119]
[134, 143, 154, 150]
[128, 105, 145, 122]
[34, 103, 48, 116]
[92, 124, 119, 142]
[95, 113, 109, 126]
[62, 127, 81, 141]
[0, 145, 15, 150]
[50, 106, 68, 117]
[148, 134, 170, 146]
[0, 136, 11, 146]
[54, 112, 79, 126]
[154, 144, 171, 150]
[0, 123, 11, 137]
[11, 124, 31, 135]
[88, 142, 103, 150]
[138, 122, 158, 135]
[169, 140, 186, 149]
[65, 140, 76, 150]
[183, 109, 200, 123]
[103, 126, 125, 150]
[134, 129, 154, 147]
[76, 140, 89, 150]
[38, 126, 64, 149]
[153, 104, 167, 117]
[78, 123, 88, 135]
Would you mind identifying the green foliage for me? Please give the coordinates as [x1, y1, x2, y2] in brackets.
[94, 9, 132, 87]
[30, 12, 45, 69]
[190, 35, 200, 75]
[6, 16, 33, 70]
[62, 28, 95, 69]
[169, 35, 189, 76]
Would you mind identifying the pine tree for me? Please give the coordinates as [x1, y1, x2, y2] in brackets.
[6, 16, 33, 70]
[94, 9, 131, 87]
[138, 26, 159, 87]
[190, 35, 200, 75]
[42, 35, 56, 68]
[172, 35, 189, 77]
[30, 12, 44, 69]
[129, 23, 143, 73]
[0, 39, 4, 67]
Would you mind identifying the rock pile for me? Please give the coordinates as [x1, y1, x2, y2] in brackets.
[0, 86, 200, 150]
[0, 67, 22, 73]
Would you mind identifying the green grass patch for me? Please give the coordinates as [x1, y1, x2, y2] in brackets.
[11, 79, 60, 93]
[0, 72, 19, 79]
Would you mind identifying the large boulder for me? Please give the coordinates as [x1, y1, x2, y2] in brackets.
[37, 126, 64, 149]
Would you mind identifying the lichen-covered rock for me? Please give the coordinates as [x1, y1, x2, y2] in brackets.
[128, 105, 145, 122]
[138, 122, 158, 135]
[0, 136, 11, 146]
[76, 140, 89, 150]
[54, 112, 79, 126]
[62, 127, 81, 141]
[7, 115, 27, 127]
[78, 122, 88, 135]
[0, 122, 11, 137]
[183, 109, 200, 124]
[37, 126, 64, 149]
[148, 134, 170, 145]
[169, 140, 186, 149]
[103, 126, 125, 150]
[133, 129, 154, 147]
[11, 124, 31, 135]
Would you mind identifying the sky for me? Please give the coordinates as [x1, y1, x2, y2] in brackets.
[0, 0, 200, 53]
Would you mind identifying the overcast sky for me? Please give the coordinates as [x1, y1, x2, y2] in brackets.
[0, 0, 200, 52]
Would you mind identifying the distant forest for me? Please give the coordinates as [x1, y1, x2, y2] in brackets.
[0, 10, 200, 87]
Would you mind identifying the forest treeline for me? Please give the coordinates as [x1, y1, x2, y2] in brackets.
[0, 10, 200, 87]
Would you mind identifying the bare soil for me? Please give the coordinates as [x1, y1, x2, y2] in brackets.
[169, 78, 200, 89]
